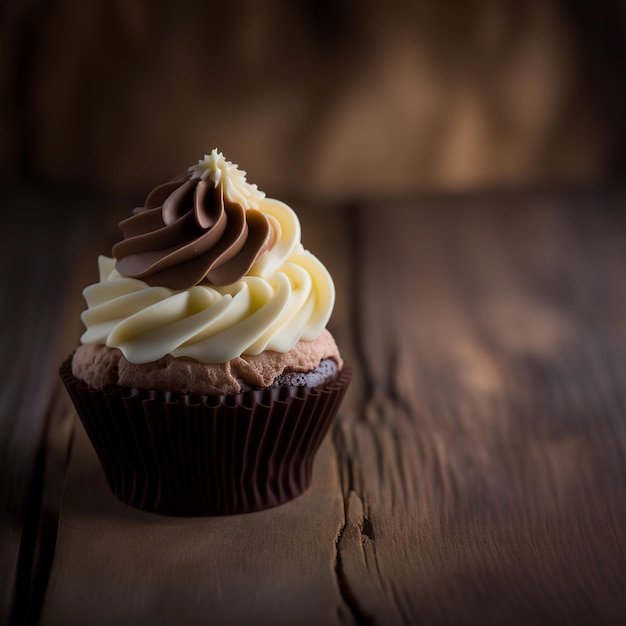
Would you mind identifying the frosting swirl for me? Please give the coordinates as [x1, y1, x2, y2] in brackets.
[113, 151, 272, 290]
[81, 252, 334, 363]
[78, 151, 336, 364]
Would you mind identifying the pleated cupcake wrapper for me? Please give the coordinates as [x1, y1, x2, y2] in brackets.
[59, 357, 351, 516]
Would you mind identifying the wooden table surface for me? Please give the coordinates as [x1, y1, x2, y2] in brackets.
[2, 187, 626, 626]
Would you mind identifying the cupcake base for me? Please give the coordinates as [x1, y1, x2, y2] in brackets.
[59, 357, 351, 516]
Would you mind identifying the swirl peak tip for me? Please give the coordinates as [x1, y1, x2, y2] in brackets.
[188, 149, 265, 210]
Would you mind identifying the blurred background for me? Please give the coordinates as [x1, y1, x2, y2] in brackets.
[1, 0, 626, 201]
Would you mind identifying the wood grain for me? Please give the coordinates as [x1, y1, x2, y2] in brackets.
[334, 193, 626, 625]
[0, 189, 111, 624]
[10, 190, 626, 625]
[40, 409, 350, 626]
[0, 190, 103, 625]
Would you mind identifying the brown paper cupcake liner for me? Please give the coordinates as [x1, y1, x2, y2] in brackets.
[59, 357, 351, 516]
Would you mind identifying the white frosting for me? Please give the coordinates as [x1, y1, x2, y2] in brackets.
[188, 149, 265, 210]
[80, 192, 335, 364]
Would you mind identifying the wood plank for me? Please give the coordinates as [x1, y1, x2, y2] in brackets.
[0, 190, 104, 625]
[41, 408, 350, 626]
[39, 199, 357, 626]
[334, 192, 626, 625]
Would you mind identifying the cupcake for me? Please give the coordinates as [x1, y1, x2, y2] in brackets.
[60, 150, 350, 516]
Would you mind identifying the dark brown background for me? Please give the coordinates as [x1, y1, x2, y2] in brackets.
[2, 0, 626, 198]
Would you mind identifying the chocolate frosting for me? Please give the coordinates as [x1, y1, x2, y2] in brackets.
[112, 174, 272, 289]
